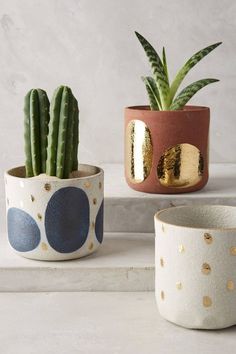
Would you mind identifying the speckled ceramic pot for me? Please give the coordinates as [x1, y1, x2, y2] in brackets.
[125, 105, 210, 194]
[155, 205, 236, 329]
[5, 164, 104, 261]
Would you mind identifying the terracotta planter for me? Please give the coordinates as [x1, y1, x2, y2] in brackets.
[155, 205, 236, 329]
[125, 105, 210, 194]
[5, 164, 104, 261]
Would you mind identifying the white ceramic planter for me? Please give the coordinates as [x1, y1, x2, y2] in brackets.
[5, 164, 104, 261]
[155, 205, 236, 329]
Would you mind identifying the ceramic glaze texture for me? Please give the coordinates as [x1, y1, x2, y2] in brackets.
[155, 205, 236, 329]
[125, 106, 209, 194]
[5, 164, 104, 261]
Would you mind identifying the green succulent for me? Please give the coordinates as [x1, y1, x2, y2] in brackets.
[135, 32, 222, 111]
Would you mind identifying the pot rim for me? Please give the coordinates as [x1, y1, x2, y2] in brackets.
[154, 205, 236, 232]
[5, 163, 103, 181]
[125, 105, 209, 114]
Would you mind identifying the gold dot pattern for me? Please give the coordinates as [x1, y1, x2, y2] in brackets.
[230, 247, 236, 255]
[41, 242, 48, 251]
[202, 263, 211, 275]
[161, 291, 165, 300]
[203, 296, 212, 307]
[44, 183, 51, 191]
[84, 181, 91, 188]
[88, 242, 94, 251]
[91, 221, 95, 230]
[37, 213, 42, 221]
[204, 233, 213, 244]
[176, 282, 182, 290]
[227, 280, 234, 291]
[178, 244, 185, 253]
[93, 198, 97, 205]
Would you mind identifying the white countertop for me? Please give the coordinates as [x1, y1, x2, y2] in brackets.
[0, 291, 235, 354]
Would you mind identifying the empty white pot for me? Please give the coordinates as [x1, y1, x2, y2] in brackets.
[155, 205, 236, 329]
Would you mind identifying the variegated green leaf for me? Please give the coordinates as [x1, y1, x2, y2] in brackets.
[169, 42, 222, 103]
[135, 32, 169, 109]
[142, 76, 161, 110]
[170, 78, 219, 110]
[162, 47, 169, 85]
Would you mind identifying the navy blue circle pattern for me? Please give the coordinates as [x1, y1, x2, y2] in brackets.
[45, 187, 90, 253]
[7, 208, 41, 252]
[95, 200, 104, 244]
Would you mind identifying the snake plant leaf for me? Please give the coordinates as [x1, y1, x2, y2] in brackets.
[170, 78, 219, 110]
[142, 76, 161, 110]
[169, 42, 222, 103]
[135, 31, 169, 110]
[162, 47, 169, 85]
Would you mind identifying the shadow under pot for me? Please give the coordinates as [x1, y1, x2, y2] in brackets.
[5, 164, 104, 261]
[125, 105, 210, 194]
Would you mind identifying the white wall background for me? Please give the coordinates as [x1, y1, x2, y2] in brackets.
[0, 0, 235, 173]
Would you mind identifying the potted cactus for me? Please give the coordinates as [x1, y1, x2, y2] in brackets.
[5, 86, 104, 261]
[125, 32, 222, 194]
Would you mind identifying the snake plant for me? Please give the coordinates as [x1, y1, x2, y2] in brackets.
[135, 32, 222, 111]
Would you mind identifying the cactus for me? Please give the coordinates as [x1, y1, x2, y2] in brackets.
[46, 86, 79, 179]
[135, 31, 222, 110]
[24, 89, 50, 177]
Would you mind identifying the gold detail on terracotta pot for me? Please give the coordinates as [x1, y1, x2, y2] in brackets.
[230, 246, 236, 255]
[176, 282, 182, 290]
[30, 195, 35, 202]
[93, 198, 97, 205]
[37, 213, 42, 221]
[126, 120, 153, 184]
[157, 143, 204, 188]
[202, 263, 211, 275]
[44, 183, 51, 192]
[88, 242, 94, 251]
[161, 290, 165, 300]
[41, 242, 48, 251]
[227, 280, 234, 291]
[203, 296, 212, 307]
[178, 244, 185, 253]
[160, 258, 164, 267]
[84, 181, 91, 188]
[204, 233, 213, 244]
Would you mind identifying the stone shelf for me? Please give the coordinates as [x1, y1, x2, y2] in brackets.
[0, 232, 154, 292]
[104, 163, 236, 233]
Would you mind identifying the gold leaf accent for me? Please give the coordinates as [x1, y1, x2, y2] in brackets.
[37, 213, 42, 221]
[44, 183, 51, 191]
[202, 263, 211, 275]
[176, 282, 182, 290]
[227, 280, 234, 291]
[84, 181, 91, 188]
[88, 242, 94, 251]
[157, 143, 204, 188]
[126, 120, 153, 184]
[41, 242, 48, 251]
[204, 233, 213, 244]
[230, 246, 236, 255]
[203, 296, 212, 307]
